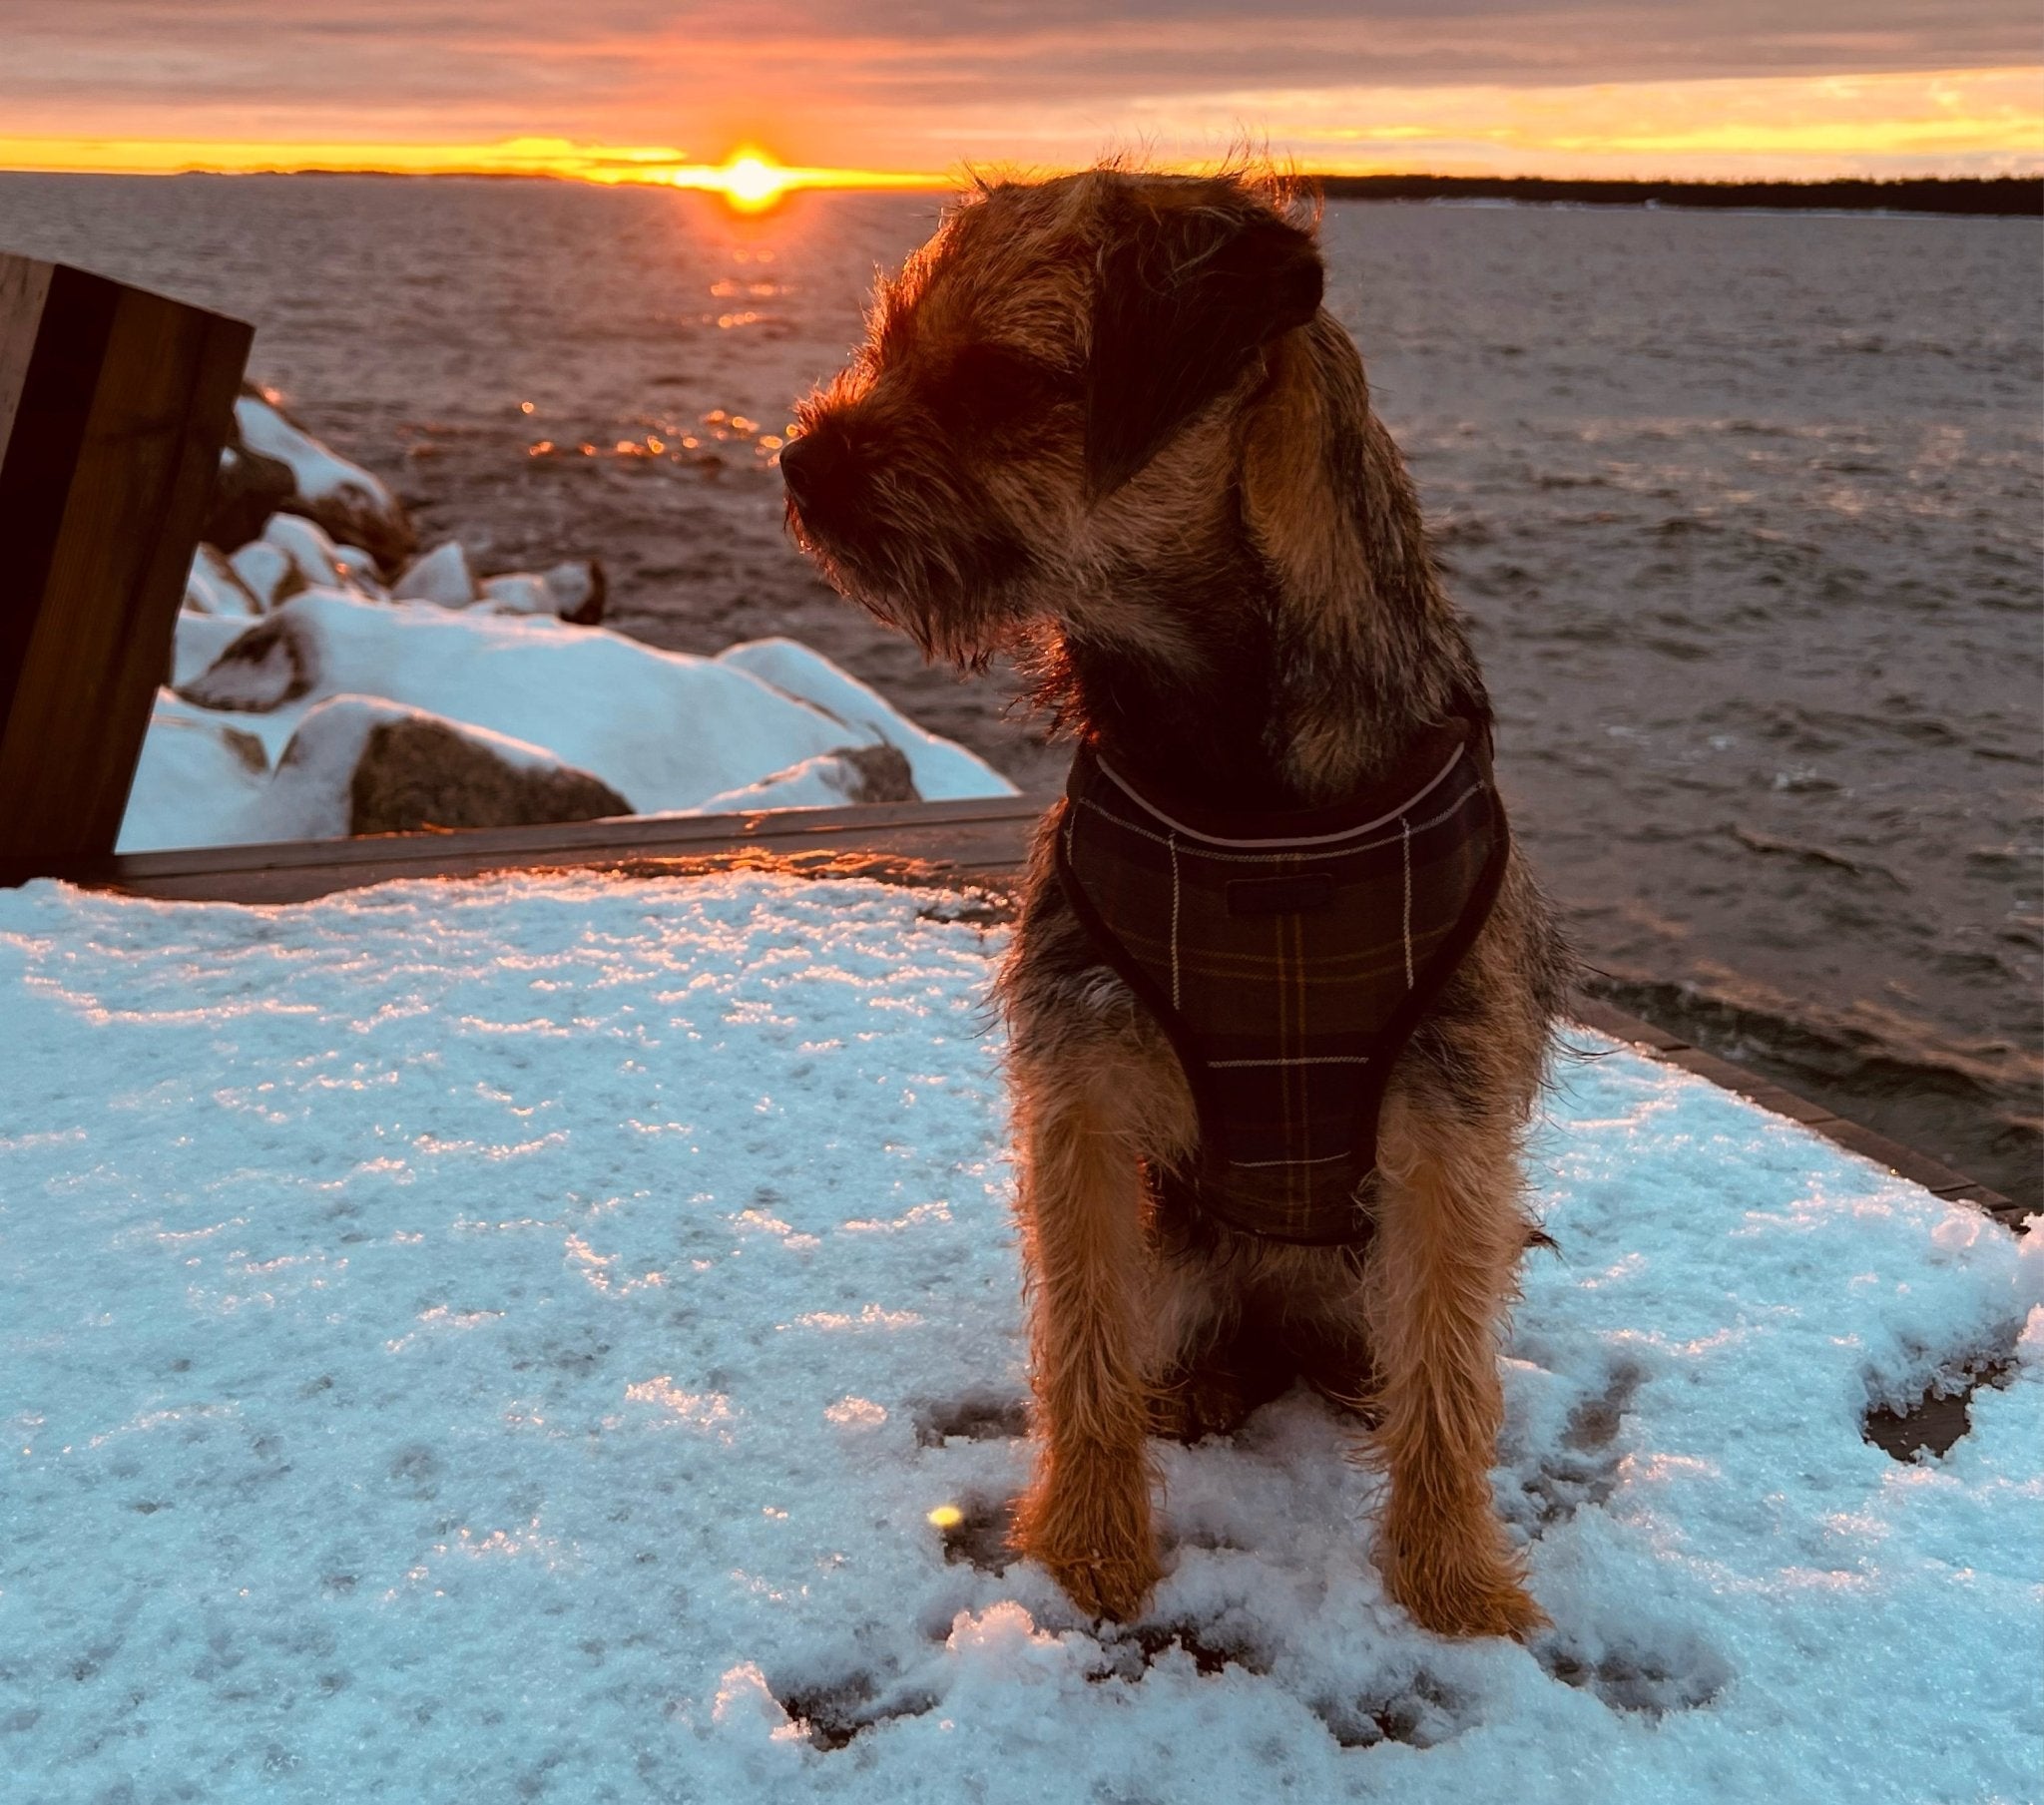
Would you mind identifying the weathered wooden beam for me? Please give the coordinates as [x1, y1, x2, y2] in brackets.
[0, 255, 252, 875]
[45, 790, 1048, 904]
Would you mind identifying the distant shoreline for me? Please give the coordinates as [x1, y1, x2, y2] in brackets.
[6, 166, 2039, 218]
[1313, 174, 2043, 218]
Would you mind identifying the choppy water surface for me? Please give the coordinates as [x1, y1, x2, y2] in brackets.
[3, 174, 2037, 1202]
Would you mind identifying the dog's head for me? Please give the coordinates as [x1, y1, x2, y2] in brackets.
[783, 168, 1326, 665]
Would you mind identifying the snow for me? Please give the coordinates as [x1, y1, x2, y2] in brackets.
[260, 512, 355, 595]
[183, 545, 260, 619]
[392, 542, 478, 608]
[718, 638, 1021, 804]
[1, 871, 2035, 1803]
[142, 405, 1011, 859]
[170, 611, 262, 689]
[696, 748, 906, 814]
[228, 538, 297, 611]
[127, 595, 1014, 853]
[114, 692, 269, 851]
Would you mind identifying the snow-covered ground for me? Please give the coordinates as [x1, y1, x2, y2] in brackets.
[1, 873, 2036, 1804]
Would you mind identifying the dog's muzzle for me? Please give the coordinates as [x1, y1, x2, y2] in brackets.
[779, 423, 857, 524]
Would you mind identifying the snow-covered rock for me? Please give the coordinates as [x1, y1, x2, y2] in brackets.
[699, 742, 917, 813]
[719, 638, 1021, 802]
[235, 392, 416, 573]
[331, 542, 386, 598]
[345, 702, 631, 837]
[228, 538, 301, 612]
[201, 440, 295, 553]
[117, 691, 269, 854]
[260, 511, 353, 595]
[146, 591, 1011, 850]
[117, 692, 632, 851]
[274, 696, 631, 840]
[172, 608, 267, 691]
[393, 541, 478, 607]
[479, 558, 607, 626]
[182, 544, 261, 618]
[177, 611, 318, 712]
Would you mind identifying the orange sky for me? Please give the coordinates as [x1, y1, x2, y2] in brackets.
[4, 3, 2040, 187]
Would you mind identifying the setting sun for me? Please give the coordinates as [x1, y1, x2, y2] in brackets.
[718, 152, 787, 213]
[651, 145, 938, 210]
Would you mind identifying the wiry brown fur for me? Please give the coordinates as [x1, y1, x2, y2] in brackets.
[785, 165, 1574, 1638]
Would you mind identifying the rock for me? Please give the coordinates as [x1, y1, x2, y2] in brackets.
[478, 572, 550, 614]
[393, 541, 478, 607]
[177, 613, 319, 713]
[184, 544, 262, 618]
[235, 389, 417, 574]
[717, 637, 1018, 801]
[202, 442, 296, 553]
[832, 742, 917, 803]
[347, 713, 631, 835]
[114, 690, 271, 854]
[229, 539, 303, 612]
[479, 558, 607, 626]
[545, 557, 607, 627]
[330, 543, 386, 598]
[699, 742, 919, 812]
[172, 610, 262, 690]
[261, 513, 351, 593]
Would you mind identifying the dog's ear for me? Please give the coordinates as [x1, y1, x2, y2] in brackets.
[1085, 196, 1323, 502]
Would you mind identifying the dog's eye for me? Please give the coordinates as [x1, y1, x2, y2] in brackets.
[940, 345, 1063, 431]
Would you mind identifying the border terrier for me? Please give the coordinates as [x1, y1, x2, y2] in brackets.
[783, 166, 1571, 1639]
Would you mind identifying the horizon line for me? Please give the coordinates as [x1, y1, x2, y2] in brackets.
[5, 162, 2040, 189]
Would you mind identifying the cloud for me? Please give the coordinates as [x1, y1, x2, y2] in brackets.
[4, 0, 2040, 174]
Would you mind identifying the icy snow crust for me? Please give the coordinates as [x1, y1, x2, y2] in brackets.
[0, 874, 2036, 1803]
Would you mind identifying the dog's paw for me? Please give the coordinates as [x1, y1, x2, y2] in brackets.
[1039, 1546, 1163, 1623]
[1013, 1461, 1162, 1623]
[1378, 1515, 1547, 1641]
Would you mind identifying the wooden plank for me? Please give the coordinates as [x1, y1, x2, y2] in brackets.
[0, 258, 54, 460]
[1864, 1390, 1975, 1463]
[1815, 1118, 1982, 1196]
[1568, 996, 1690, 1052]
[1927, 1182, 2027, 1235]
[56, 794, 1049, 904]
[1571, 992, 2022, 1230]
[92, 790, 1046, 882]
[0, 256, 252, 874]
[1659, 1046, 1839, 1126]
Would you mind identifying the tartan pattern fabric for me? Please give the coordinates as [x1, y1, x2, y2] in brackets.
[1055, 720, 1508, 1245]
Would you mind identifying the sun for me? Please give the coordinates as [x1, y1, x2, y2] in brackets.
[716, 149, 790, 215]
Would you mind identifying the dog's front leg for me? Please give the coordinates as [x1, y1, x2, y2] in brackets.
[1009, 1050, 1163, 1621]
[1364, 1088, 1547, 1640]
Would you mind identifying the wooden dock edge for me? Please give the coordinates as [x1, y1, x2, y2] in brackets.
[1568, 997, 2027, 1234]
[22, 793, 2026, 1235]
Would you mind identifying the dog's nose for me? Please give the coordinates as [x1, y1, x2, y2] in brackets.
[779, 426, 849, 514]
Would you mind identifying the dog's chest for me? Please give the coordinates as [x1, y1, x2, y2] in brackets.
[1055, 725, 1507, 1245]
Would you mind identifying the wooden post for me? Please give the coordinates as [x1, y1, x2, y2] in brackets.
[0, 255, 252, 878]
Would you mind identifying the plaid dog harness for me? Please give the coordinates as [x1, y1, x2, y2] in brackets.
[1055, 718, 1509, 1246]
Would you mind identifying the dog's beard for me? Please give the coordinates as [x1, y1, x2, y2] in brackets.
[786, 481, 1038, 671]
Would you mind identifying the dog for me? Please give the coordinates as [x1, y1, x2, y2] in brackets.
[782, 165, 1571, 1640]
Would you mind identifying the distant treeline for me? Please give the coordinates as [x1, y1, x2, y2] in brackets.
[1312, 175, 2043, 218]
